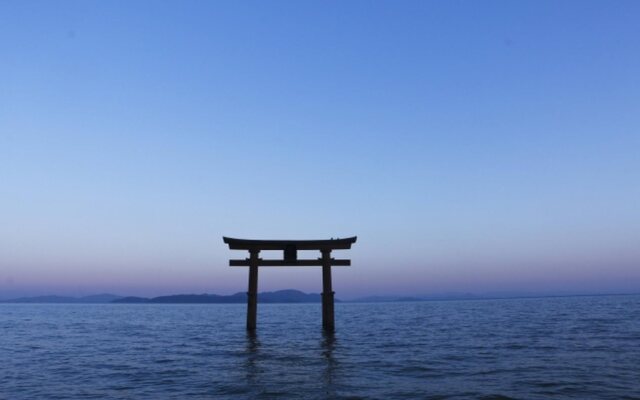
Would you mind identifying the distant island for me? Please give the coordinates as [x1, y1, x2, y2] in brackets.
[1, 290, 326, 304]
[114, 289, 324, 304]
[2, 291, 636, 304]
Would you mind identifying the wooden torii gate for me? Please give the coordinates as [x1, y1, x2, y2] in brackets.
[223, 236, 357, 332]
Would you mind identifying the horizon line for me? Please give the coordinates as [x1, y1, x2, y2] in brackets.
[2, 290, 639, 304]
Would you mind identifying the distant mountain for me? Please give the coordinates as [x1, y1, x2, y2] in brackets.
[2, 293, 123, 304]
[260, 289, 322, 303]
[111, 296, 149, 304]
[113, 289, 323, 304]
[4, 291, 633, 304]
[141, 293, 247, 304]
[77, 294, 123, 303]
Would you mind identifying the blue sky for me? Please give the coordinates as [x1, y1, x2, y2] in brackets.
[1, 1, 639, 299]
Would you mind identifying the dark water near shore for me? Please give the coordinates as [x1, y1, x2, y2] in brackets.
[1, 295, 639, 399]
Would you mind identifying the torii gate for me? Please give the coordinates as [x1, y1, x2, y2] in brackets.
[223, 236, 357, 332]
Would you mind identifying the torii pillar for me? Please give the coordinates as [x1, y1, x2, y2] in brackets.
[321, 249, 335, 331]
[223, 236, 357, 332]
[247, 249, 259, 330]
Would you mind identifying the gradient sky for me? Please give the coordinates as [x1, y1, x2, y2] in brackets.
[1, 1, 639, 299]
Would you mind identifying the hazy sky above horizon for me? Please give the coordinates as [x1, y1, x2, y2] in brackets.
[1, 1, 639, 299]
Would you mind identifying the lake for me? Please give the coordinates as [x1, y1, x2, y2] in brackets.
[1, 295, 639, 399]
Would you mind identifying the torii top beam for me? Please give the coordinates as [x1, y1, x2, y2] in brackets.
[222, 236, 357, 251]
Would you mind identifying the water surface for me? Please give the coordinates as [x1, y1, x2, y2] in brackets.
[1, 295, 639, 399]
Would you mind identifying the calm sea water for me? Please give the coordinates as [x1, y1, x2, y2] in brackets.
[1, 295, 639, 399]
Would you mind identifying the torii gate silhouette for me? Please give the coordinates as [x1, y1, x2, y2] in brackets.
[223, 236, 357, 332]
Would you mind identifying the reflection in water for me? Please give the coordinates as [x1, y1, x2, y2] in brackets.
[321, 331, 338, 397]
[244, 330, 261, 386]
[241, 330, 339, 398]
